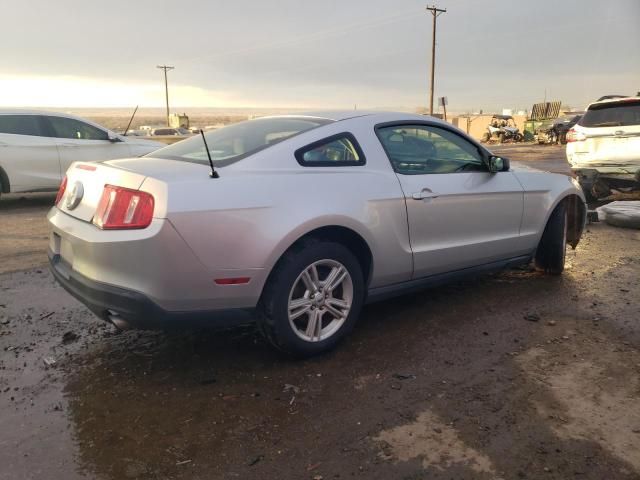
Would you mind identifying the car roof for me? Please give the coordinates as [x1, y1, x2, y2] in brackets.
[293, 110, 380, 121]
[262, 110, 450, 127]
[596, 95, 628, 101]
[0, 108, 115, 132]
[587, 97, 640, 109]
[0, 108, 85, 117]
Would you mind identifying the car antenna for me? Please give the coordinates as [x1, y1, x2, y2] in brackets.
[122, 105, 138, 137]
[200, 129, 219, 178]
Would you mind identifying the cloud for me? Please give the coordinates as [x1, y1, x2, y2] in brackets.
[0, 74, 239, 108]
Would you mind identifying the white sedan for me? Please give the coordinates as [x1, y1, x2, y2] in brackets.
[0, 110, 164, 198]
[48, 111, 586, 357]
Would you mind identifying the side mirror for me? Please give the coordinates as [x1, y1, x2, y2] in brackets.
[108, 133, 122, 143]
[488, 155, 510, 173]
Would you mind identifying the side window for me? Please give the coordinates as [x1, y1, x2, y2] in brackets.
[376, 124, 485, 175]
[47, 116, 109, 141]
[0, 115, 43, 136]
[152, 128, 176, 136]
[295, 133, 365, 167]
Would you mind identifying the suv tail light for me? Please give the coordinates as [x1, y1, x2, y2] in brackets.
[566, 128, 586, 142]
[55, 176, 68, 206]
[93, 185, 155, 230]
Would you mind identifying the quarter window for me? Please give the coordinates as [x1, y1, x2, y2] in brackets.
[0, 115, 43, 136]
[47, 116, 109, 140]
[296, 133, 365, 167]
[376, 124, 485, 175]
[152, 117, 331, 166]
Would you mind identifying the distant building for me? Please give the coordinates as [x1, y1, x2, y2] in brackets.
[169, 113, 189, 129]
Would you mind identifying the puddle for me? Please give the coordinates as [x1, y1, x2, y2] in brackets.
[374, 409, 496, 475]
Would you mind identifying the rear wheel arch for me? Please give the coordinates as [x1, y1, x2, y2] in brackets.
[262, 225, 374, 297]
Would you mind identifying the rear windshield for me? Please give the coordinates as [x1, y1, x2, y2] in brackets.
[580, 100, 640, 127]
[149, 117, 332, 166]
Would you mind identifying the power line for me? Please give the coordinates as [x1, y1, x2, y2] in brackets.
[426, 5, 446, 116]
[156, 65, 175, 126]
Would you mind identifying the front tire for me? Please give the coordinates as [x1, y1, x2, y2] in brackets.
[258, 240, 365, 357]
[534, 202, 567, 275]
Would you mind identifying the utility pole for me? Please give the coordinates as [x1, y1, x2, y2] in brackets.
[156, 65, 175, 126]
[426, 5, 446, 116]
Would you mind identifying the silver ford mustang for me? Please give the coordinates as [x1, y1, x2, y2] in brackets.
[48, 111, 586, 356]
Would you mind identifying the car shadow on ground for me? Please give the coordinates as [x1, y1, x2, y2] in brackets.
[61, 253, 640, 479]
[0, 192, 56, 210]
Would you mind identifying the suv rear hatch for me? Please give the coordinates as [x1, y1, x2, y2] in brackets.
[572, 99, 640, 166]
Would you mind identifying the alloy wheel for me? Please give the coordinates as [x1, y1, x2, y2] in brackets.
[287, 259, 353, 342]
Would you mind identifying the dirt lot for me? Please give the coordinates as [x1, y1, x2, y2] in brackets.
[1, 144, 639, 480]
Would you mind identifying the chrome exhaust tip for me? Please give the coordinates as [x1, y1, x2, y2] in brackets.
[107, 310, 131, 330]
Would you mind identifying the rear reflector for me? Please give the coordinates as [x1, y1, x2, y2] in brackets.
[55, 176, 68, 206]
[214, 277, 251, 285]
[93, 185, 154, 230]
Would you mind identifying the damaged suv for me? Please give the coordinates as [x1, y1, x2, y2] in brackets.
[566, 97, 640, 200]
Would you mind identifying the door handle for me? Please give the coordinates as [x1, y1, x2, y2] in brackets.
[412, 188, 439, 200]
[60, 143, 79, 148]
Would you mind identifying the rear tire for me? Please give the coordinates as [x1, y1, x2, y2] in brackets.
[534, 202, 567, 275]
[257, 239, 365, 357]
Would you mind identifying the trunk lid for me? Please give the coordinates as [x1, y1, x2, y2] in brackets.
[57, 157, 213, 223]
[107, 156, 209, 181]
[57, 162, 148, 223]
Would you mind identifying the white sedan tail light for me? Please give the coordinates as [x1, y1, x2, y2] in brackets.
[55, 176, 68, 206]
[92, 185, 154, 230]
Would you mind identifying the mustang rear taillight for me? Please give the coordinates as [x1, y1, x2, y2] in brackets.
[566, 128, 586, 142]
[93, 185, 154, 230]
[55, 176, 68, 206]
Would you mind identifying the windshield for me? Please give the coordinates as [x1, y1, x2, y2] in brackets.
[148, 116, 332, 166]
[580, 100, 640, 127]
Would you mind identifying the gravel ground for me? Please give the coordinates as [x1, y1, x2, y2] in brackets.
[1, 144, 639, 480]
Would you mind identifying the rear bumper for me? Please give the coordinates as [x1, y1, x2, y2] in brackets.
[567, 149, 640, 176]
[48, 249, 255, 330]
[572, 167, 640, 185]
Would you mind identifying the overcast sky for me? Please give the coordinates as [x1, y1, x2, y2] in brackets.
[1, 0, 638, 112]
